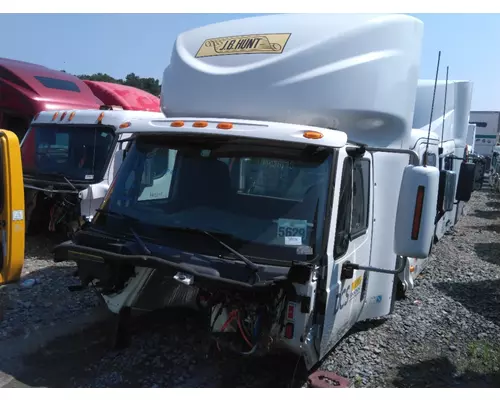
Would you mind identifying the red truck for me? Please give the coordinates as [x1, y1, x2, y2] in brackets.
[0, 57, 102, 140]
[0, 57, 161, 141]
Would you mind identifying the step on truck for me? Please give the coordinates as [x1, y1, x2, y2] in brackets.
[20, 107, 165, 237]
[37, 14, 478, 369]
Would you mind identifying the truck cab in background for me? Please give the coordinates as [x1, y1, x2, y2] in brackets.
[0, 57, 103, 141]
[20, 108, 165, 236]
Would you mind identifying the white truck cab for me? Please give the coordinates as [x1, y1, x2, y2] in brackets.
[50, 13, 474, 369]
[20, 107, 165, 235]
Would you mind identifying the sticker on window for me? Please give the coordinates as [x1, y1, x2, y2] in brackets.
[85, 174, 94, 180]
[296, 245, 313, 255]
[277, 218, 307, 245]
[285, 236, 302, 246]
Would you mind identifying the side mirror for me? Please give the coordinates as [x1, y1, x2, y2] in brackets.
[112, 149, 126, 177]
[394, 165, 440, 259]
[455, 162, 476, 202]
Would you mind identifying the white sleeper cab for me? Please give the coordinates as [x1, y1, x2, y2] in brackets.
[53, 13, 476, 370]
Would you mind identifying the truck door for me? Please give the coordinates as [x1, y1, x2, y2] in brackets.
[319, 152, 373, 359]
[0, 129, 25, 285]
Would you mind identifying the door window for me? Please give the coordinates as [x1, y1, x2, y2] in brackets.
[334, 156, 371, 258]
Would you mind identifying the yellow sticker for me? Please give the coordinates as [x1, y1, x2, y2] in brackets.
[351, 276, 363, 291]
[195, 33, 292, 58]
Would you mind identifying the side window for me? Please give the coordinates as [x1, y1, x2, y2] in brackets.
[334, 157, 353, 259]
[350, 159, 370, 239]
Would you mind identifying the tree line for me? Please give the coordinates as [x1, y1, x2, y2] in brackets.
[61, 71, 161, 96]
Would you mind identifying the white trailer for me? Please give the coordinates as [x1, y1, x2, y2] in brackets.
[469, 111, 500, 170]
[52, 14, 476, 370]
[20, 108, 165, 236]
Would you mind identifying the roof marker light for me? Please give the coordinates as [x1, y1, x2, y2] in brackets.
[60, 112, 67, 121]
[217, 122, 233, 130]
[119, 122, 131, 129]
[193, 121, 208, 128]
[97, 112, 105, 124]
[52, 112, 59, 121]
[68, 112, 76, 121]
[170, 121, 184, 127]
[303, 131, 324, 139]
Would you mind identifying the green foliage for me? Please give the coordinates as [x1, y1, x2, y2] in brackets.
[62, 70, 161, 96]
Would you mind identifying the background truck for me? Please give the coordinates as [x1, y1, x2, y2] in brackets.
[20, 108, 165, 236]
[0, 57, 161, 144]
[469, 110, 500, 171]
[0, 57, 102, 140]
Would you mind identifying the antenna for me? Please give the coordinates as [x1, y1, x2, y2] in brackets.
[424, 50, 441, 167]
[440, 66, 449, 144]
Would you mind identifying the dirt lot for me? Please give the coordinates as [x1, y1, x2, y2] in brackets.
[1, 188, 499, 388]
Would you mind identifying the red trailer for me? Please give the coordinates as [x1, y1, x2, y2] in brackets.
[0, 57, 102, 140]
[83, 80, 160, 112]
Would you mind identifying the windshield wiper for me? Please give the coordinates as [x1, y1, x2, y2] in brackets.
[50, 173, 79, 193]
[94, 210, 260, 276]
[94, 209, 151, 255]
[154, 225, 260, 274]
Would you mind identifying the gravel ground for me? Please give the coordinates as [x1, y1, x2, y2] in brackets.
[0, 234, 101, 341]
[1, 188, 500, 387]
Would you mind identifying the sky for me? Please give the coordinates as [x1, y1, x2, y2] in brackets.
[0, 13, 498, 110]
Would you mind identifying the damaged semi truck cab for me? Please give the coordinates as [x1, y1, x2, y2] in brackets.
[51, 14, 475, 369]
[20, 108, 165, 236]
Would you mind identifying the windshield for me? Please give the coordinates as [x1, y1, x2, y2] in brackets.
[21, 125, 116, 182]
[93, 135, 334, 263]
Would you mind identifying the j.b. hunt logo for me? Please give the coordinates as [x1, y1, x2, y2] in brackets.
[195, 33, 291, 58]
[334, 275, 363, 313]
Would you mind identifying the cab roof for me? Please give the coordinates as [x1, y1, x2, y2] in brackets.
[33, 109, 165, 129]
[0, 57, 102, 110]
[115, 117, 348, 148]
[161, 13, 424, 149]
[83, 80, 161, 112]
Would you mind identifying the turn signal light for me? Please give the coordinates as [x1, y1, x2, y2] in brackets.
[303, 131, 324, 139]
[217, 122, 233, 130]
[193, 121, 208, 128]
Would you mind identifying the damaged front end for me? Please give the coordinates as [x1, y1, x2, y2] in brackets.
[21, 122, 117, 236]
[53, 235, 321, 362]
[52, 134, 334, 366]
[24, 181, 87, 236]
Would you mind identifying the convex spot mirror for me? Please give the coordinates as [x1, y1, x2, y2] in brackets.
[455, 162, 476, 202]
